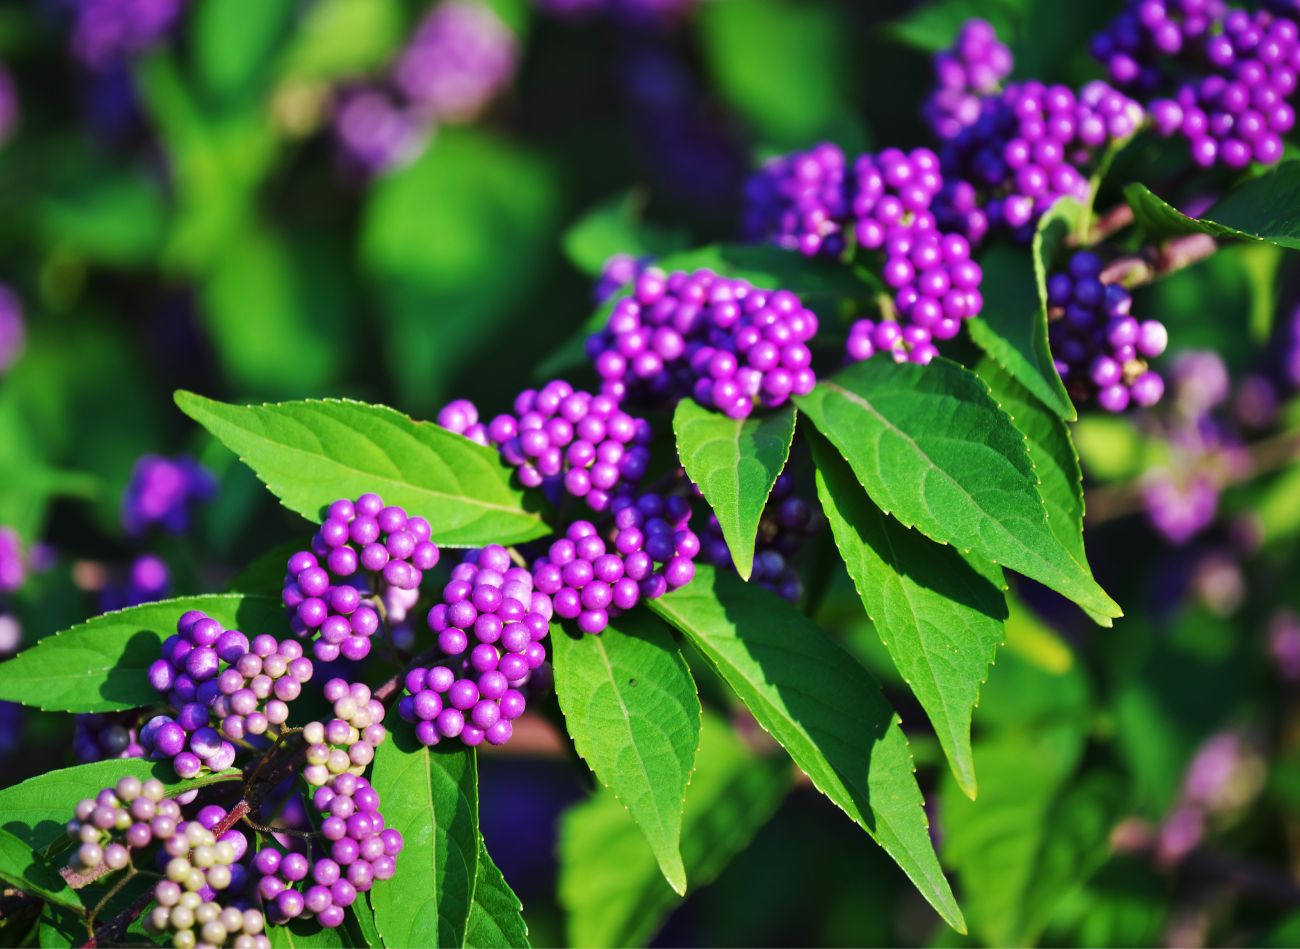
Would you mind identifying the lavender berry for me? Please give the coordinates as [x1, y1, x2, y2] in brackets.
[923, 19, 1014, 140]
[283, 493, 439, 661]
[394, 0, 519, 123]
[0, 284, 22, 376]
[122, 454, 216, 537]
[700, 473, 821, 601]
[74, 711, 145, 762]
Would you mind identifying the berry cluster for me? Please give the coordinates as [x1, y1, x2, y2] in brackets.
[699, 473, 821, 602]
[123, 454, 216, 537]
[532, 497, 697, 635]
[1093, 0, 1299, 168]
[333, 0, 516, 173]
[66, 776, 171, 871]
[99, 553, 171, 612]
[0, 526, 23, 594]
[1047, 251, 1167, 412]
[64, 0, 185, 71]
[439, 381, 652, 511]
[586, 267, 819, 418]
[283, 494, 439, 661]
[302, 679, 389, 787]
[73, 711, 144, 763]
[399, 545, 549, 747]
[0, 284, 22, 375]
[933, 77, 1143, 243]
[923, 19, 1014, 140]
[144, 611, 314, 776]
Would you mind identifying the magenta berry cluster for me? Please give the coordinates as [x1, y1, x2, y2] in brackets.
[0, 283, 23, 376]
[73, 711, 145, 763]
[923, 19, 1014, 140]
[532, 496, 698, 635]
[65, 0, 185, 71]
[586, 267, 819, 418]
[65, 775, 175, 872]
[398, 544, 549, 748]
[1047, 251, 1167, 412]
[122, 454, 216, 537]
[595, 253, 652, 305]
[933, 78, 1143, 243]
[439, 381, 653, 512]
[283, 493, 439, 661]
[700, 473, 821, 602]
[143, 610, 313, 776]
[0, 526, 24, 594]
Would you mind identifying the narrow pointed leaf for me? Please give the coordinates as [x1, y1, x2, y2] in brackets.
[967, 198, 1081, 421]
[794, 359, 1120, 622]
[976, 358, 1109, 626]
[647, 566, 965, 933]
[174, 391, 548, 546]
[551, 613, 700, 895]
[673, 400, 796, 580]
[559, 713, 791, 948]
[464, 838, 529, 949]
[0, 594, 282, 712]
[808, 430, 1006, 799]
[370, 740, 479, 949]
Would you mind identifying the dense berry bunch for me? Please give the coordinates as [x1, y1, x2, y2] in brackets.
[586, 267, 818, 418]
[283, 494, 439, 661]
[532, 498, 697, 635]
[64, 0, 185, 70]
[73, 711, 144, 762]
[0, 526, 23, 594]
[934, 79, 1143, 242]
[1047, 251, 1167, 412]
[399, 545, 549, 747]
[123, 454, 216, 537]
[395, 0, 518, 122]
[100, 553, 171, 611]
[743, 142, 851, 257]
[0, 284, 20, 376]
[144, 610, 314, 775]
[923, 19, 1014, 140]
[1091, 0, 1226, 93]
[439, 381, 652, 511]
[699, 473, 821, 602]
[66, 776, 171, 871]
[302, 679, 389, 787]
[146, 811, 257, 949]
[1147, 9, 1298, 168]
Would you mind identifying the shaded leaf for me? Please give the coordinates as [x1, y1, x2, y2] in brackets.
[551, 614, 701, 895]
[794, 359, 1119, 622]
[1126, 163, 1300, 247]
[647, 566, 964, 932]
[673, 400, 795, 580]
[175, 391, 548, 547]
[559, 713, 791, 948]
[0, 594, 282, 712]
[562, 191, 689, 277]
[808, 429, 1006, 799]
[0, 828, 83, 910]
[464, 838, 529, 949]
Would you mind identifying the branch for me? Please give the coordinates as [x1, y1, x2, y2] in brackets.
[1099, 232, 1219, 288]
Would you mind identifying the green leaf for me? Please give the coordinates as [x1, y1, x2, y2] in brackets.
[193, 0, 297, 103]
[808, 429, 1006, 800]
[464, 839, 529, 949]
[369, 740, 479, 949]
[0, 594, 282, 712]
[562, 191, 689, 277]
[559, 713, 791, 948]
[174, 391, 548, 547]
[940, 728, 1125, 946]
[673, 401, 795, 580]
[794, 359, 1120, 622]
[360, 129, 560, 408]
[347, 893, 384, 949]
[0, 759, 239, 851]
[0, 828, 83, 910]
[275, 0, 405, 83]
[977, 358, 1107, 626]
[697, 0, 853, 148]
[550, 614, 701, 896]
[647, 566, 965, 933]
[1126, 162, 1300, 247]
[887, 0, 1026, 51]
[967, 198, 1080, 422]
